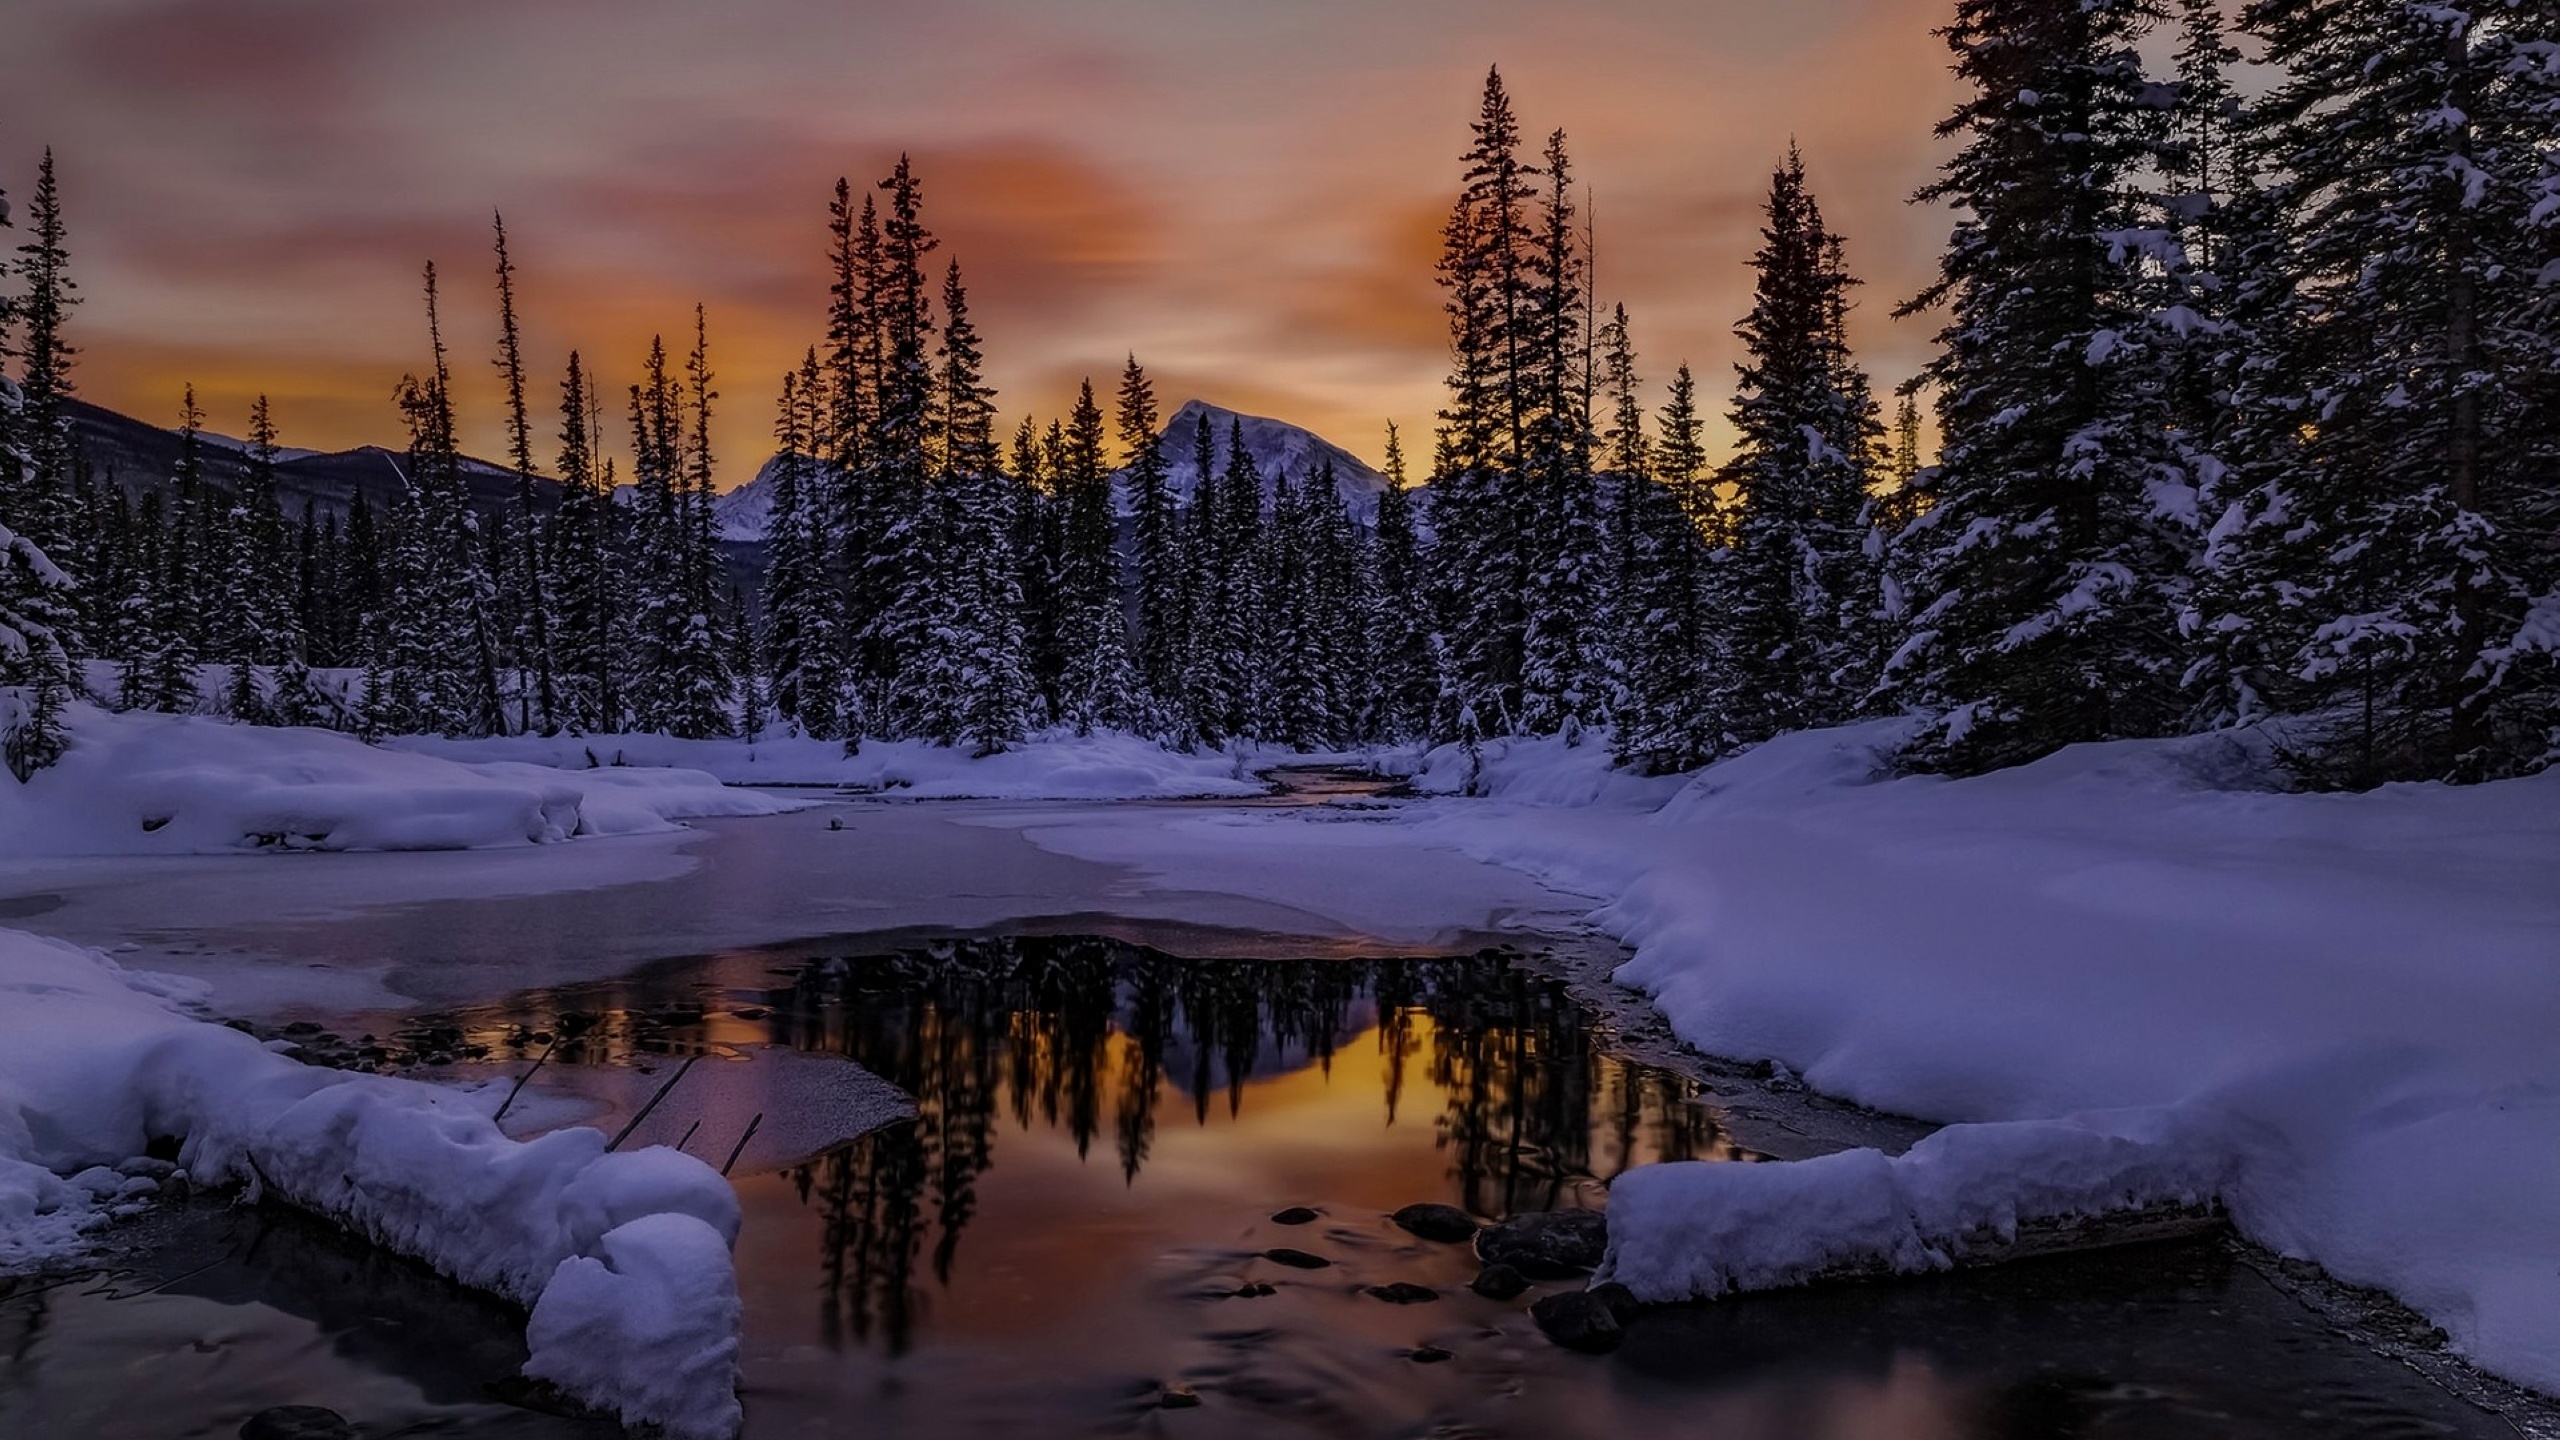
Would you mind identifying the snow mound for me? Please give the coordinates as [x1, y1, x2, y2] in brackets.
[0, 704, 804, 856]
[0, 928, 744, 1436]
[394, 727, 1270, 800]
[1601, 1109, 2223, 1298]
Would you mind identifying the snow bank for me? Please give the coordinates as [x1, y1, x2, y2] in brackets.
[0, 704, 803, 856]
[0, 928, 745, 1437]
[1599, 1109, 2223, 1297]
[1404, 723, 2560, 1393]
[392, 726, 1271, 799]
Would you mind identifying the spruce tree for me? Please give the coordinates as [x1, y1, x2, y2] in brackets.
[2195, 0, 2560, 780]
[1884, 0, 2195, 773]
[491, 213, 558, 734]
[1119, 357, 1184, 722]
[1721, 149, 1885, 742]
[1516, 127, 1608, 740]
[10, 151, 79, 568]
[1054, 380, 1134, 731]
[1431, 68, 1540, 732]
[1369, 422, 1434, 741]
[855, 158, 940, 733]
[548, 352, 620, 731]
[1613, 364, 1722, 773]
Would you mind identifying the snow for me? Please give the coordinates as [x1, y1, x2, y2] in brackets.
[390, 726, 1271, 799]
[1130, 399, 1395, 522]
[0, 703, 806, 856]
[0, 927, 744, 1436]
[1396, 721, 2560, 1393]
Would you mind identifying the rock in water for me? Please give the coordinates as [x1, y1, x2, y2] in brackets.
[1530, 1291, 1625, 1353]
[1362, 1282, 1440, 1304]
[1261, 1247, 1332, 1269]
[1390, 1202, 1478, 1243]
[1409, 1345, 1454, 1363]
[1270, 1206, 1320, 1225]
[1469, 1263, 1529, 1300]
[1475, 1209, 1608, 1277]
[1159, 1385, 1202, 1409]
[240, 1408, 356, 1440]
[1587, 1281, 1640, 1323]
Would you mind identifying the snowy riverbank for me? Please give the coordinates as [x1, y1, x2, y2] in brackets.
[0, 928, 745, 1438]
[387, 726, 1273, 799]
[1396, 723, 2560, 1395]
[0, 704, 807, 856]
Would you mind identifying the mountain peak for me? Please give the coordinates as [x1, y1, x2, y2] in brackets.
[1138, 399, 1390, 519]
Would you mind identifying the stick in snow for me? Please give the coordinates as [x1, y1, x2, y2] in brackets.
[605, 1054, 701, 1152]
[720, 1113, 763, 1177]
[491, 1033, 562, 1125]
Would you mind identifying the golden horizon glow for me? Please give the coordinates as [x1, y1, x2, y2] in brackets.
[0, 0, 1965, 482]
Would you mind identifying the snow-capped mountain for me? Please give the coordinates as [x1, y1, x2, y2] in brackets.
[1125, 399, 1392, 521]
[713, 399, 1402, 542]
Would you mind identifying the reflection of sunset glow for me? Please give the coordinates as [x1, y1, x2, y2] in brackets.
[0, 0, 1963, 472]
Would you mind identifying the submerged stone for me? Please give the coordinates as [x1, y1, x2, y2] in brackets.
[1270, 1206, 1320, 1225]
[1390, 1202, 1478, 1243]
[1475, 1209, 1608, 1277]
[1261, 1246, 1331, 1269]
[1362, 1282, 1440, 1304]
[239, 1407, 355, 1440]
[1469, 1263, 1529, 1300]
[1530, 1291, 1624, 1353]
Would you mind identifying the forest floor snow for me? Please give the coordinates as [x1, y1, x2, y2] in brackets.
[1389, 723, 2560, 1396]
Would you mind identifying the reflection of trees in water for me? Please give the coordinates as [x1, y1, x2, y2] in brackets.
[777, 938, 1730, 1354]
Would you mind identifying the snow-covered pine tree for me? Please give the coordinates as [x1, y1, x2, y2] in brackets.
[1612, 363, 1722, 773]
[1173, 410, 1225, 739]
[490, 213, 558, 735]
[1010, 416, 1067, 720]
[1212, 419, 1267, 740]
[376, 265, 505, 737]
[1368, 422, 1434, 741]
[2195, 0, 2560, 780]
[122, 388, 207, 714]
[1720, 149, 1886, 743]
[854, 158, 940, 735]
[910, 262, 1030, 751]
[1119, 357, 1184, 726]
[9, 151, 80, 572]
[547, 352, 620, 732]
[670, 306, 735, 738]
[0, 228, 74, 777]
[1883, 0, 2195, 774]
[1516, 127, 1608, 741]
[762, 353, 840, 738]
[216, 395, 296, 723]
[1053, 380, 1135, 732]
[1430, 68, 1539, 735]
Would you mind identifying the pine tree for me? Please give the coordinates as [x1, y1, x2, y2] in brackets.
[0, 188, 74, 777]
[1054, 380, 1133, 731]
[1721, 149, 1885, 742]
[1516, 127, 1609, 740]
[10, 151, 79, 570]
[1119, 357, 1184, 722]
[491, 213, 558, 734]
[217, 395, 295, 722]
[854, 157, 940, 733]
[3, 155, 89, 707]
[2194, 0, 2560, 780]
[909, 263, 1030, 750]
[1211, 419, 1266, 739]
[547, 352, 619, 731]
[763, 354, 837, 738]
[1613, 364, 1722, 773]
[125, 389, 206, 714]
[1884, 0, 2195, 774]
[1431, 68, 1541, 733]
[1369, 422, 1434, 741]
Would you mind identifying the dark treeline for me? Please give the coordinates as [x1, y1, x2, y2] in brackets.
[4, 0, 2556, 787]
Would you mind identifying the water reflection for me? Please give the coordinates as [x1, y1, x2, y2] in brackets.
[763, 939, 1732, 1355]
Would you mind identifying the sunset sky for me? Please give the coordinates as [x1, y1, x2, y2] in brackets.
[0, 0, 1966, 480]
